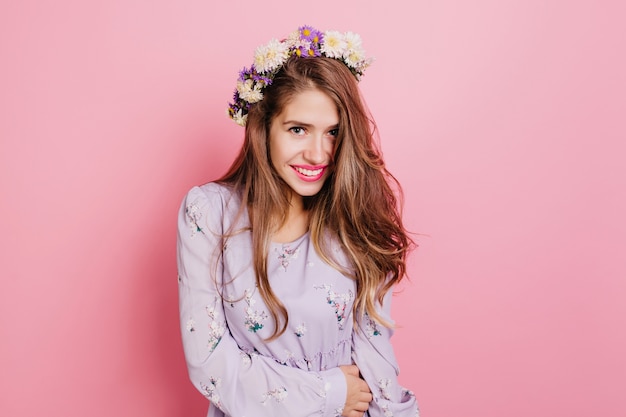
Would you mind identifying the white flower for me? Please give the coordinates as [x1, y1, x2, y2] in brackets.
[236, 79, 263, 103]
[262, 387, 288, 405]
[186, 318, 195, 332]
[295, 323, 307, 337]
[321, 31, 346, 59]
[343, 31, 363, 52]
[232, 109, 247, 126]
[285, 29, 301, 48]
[378, 378, 392, 400]
[209, 320, 224, 335]
[201, 377, 222, 406]
[240, 352, 251, 365]
[354, 57, 374, 74]
[344, 49, 366, 68]
[343, 32, 366, 68]
[254, 38, 289, 73]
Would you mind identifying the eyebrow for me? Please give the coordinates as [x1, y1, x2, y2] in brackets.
[282, 120, 339, 129]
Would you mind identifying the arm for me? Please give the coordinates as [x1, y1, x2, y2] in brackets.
[178, 185, 347, 416]
[351, 288, 419, 417]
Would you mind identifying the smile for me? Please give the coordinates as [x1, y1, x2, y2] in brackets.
[294, 166, 323, 176]
[291, 165, 327, 182]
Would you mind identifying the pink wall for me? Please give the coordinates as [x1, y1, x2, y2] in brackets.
[1, 1, 624, 416]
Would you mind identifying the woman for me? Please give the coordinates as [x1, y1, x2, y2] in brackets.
[178, 26, 419, 417]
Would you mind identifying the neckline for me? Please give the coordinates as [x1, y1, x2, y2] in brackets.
[270, 230, 310, 246]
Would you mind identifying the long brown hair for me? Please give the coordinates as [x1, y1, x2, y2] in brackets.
[218, 56, 413, 339]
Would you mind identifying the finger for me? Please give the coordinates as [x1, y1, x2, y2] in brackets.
[358, 391, 373, 402]
[357, 380, 371, 393]
[345, 364, 360, 376]
[354, 400, 371, 412]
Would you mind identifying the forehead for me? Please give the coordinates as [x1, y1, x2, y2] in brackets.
[277, 89, 339, 125]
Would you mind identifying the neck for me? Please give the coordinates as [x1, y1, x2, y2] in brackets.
[288, 191, 304, 217]
[272, 193, 308, 243]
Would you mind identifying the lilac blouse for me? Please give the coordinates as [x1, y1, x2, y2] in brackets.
[177, 183, 419, 417]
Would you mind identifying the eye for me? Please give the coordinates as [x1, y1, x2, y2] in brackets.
[328, 128, 339, 137]
[289, 126, 306, 136]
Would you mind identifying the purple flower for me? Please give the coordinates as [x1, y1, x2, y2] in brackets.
[237, 67, 249, 81]
[252, 73, 272, 86]
[298, 25, 323, 57]
[299, 25, 323, 44]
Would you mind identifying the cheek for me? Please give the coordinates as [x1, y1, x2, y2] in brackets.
[324, 139, 336, 158]
[267, 134, 279, 165]
[268, 135, 289, 169]
[328, 139, 339, 162]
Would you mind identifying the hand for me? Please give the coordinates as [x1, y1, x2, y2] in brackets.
[339, 365, 372, 417]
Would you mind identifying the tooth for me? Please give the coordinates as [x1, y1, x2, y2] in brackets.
[295, 166, 323, 176]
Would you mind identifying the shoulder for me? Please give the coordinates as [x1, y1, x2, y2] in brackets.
[179, 182, 246, 233]
[181, 182, 241, 212]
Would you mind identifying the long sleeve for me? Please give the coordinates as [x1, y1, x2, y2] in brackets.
[351, 288, 419, 417]
[177, 185, 347, 417]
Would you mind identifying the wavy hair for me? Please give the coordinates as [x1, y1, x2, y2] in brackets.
[218, 56, 413, 340]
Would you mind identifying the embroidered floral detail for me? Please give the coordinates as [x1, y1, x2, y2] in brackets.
[283, 350, 296, 363]
[295, 323, 307, 337]
[315, 284, 354, 329]
[240, 351, 252, 366]
[185, 202, 203, 237]
[333, 406, 344, 417]
[378, 378, 392, 400]
[307, 261, 314, 267]
[381, 404, 394, 417]
[186, 318, 195, 332]
[363, 312, 381, 338]
[200, 377, 222, 407]
[261, 387, 288, 405]
[244, 288, 268, 332]
[275, 244, 300, 271]
[205, 298, 226, 351]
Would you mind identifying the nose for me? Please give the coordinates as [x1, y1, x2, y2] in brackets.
[303, 135, 326, 164]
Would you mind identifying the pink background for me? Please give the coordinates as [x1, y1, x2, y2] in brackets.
[1, 1, 624, 416]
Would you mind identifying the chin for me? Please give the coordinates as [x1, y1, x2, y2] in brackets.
[295, 188, 323, 198]
[288, 181, 326, 198]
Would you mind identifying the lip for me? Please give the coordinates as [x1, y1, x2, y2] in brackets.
[291, 164, 327, 182]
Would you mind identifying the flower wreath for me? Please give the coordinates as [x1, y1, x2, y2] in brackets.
[227, 25, 373, 126]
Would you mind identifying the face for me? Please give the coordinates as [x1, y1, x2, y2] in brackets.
[269, 88, 339, 201]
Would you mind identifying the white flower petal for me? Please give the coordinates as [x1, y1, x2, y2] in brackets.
[321, 31, 346, 59]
